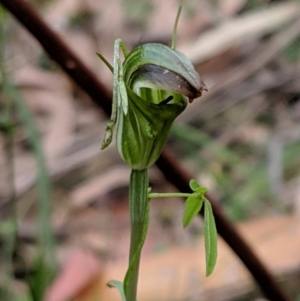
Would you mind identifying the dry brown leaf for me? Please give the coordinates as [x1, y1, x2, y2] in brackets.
[180, 1, 300, 64]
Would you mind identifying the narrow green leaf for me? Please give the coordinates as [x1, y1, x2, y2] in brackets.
[96, 52, 113, 73]
[6, 82, 56, 298]
[204, 199, 218, 276]
[171, 5, 182, 49]
[182, 194, 204, 228]
[108, 280, 127, 301]
[189, 179, 200, 191]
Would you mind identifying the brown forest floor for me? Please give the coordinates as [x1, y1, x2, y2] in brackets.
[1, 0, 300, 300]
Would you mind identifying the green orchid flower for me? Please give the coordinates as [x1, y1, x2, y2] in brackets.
[99, 40, 207, 170]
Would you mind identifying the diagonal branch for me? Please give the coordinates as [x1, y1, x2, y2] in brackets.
[0, 0, 112, 115]
[0, 0, 292, 300]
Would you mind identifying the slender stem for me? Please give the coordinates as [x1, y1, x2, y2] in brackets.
[171, 5, 182, 50]
[149, 192, 191, 199]
[126, 169, 149, 301]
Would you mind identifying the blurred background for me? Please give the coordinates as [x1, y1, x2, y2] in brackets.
[0, 0, 300, 300]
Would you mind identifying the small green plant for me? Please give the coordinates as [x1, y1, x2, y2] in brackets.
[0, 7, 56, 299]
[97, 7, 217, 301]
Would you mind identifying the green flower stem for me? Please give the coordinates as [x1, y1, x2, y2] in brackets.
[126, 169, 149, 301]
[148, 192, 191, 199]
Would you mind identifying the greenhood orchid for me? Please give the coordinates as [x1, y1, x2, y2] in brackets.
[97, 7, 217, 301]
[99, 40, 207, 170]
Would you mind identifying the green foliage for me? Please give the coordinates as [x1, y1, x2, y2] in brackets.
[182, 194, 204, 228]
[107, 281, 126, 301]
[204, 199, 218, 276]
[28, 256, 56, 301]
[182, 180, 207, 228]
[1, 80, 57, 300]
[0, 10, 18, 300]
[171, 123, 276, 220]
[0, 220, 18, 301]
[182, 180, 218, 276]
[0, 8, 56, 301]
[6, 82, 56, 262]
